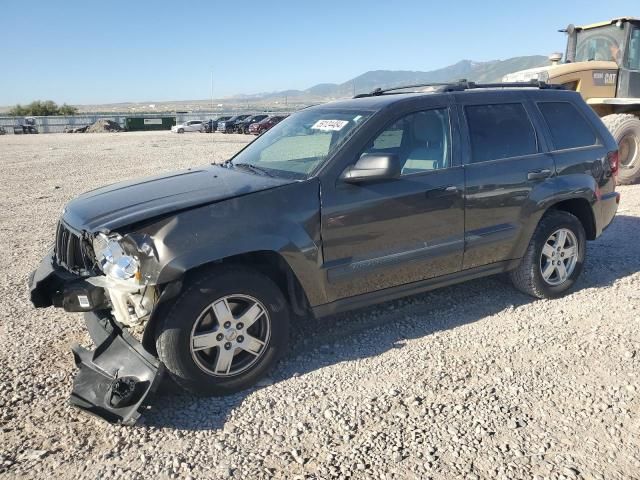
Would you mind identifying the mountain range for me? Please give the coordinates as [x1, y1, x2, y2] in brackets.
[230, 55, 549, 102]
[2, 55, 549, 113]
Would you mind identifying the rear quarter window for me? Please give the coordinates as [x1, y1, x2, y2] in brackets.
[465, 103, 538, 163]
[537, 102, 598, 150]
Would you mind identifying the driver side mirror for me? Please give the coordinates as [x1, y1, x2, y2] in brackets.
[340, 154, 401, 183]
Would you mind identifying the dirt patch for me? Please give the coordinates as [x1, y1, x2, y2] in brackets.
[85, 120, 122, 133]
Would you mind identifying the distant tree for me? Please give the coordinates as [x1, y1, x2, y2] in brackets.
[7, 100, 78, 116]
[59, 103, 79, 116]
[29, 100, 59, 116]
[7, 104, 28, 116]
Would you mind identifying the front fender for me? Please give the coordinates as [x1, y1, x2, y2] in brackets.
[138, 179, 326, 306]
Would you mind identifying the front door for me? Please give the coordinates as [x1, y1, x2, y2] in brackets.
[320, 107, 465, 301]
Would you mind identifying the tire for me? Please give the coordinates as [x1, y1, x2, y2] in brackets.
[601, 113, 640, 185]
[178, 128, 184, 134]
[156, 266, 290, 395]
[510, 210, 586, 299]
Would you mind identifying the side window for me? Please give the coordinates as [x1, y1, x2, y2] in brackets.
[465, 103, 538, 163]
[537, 102, 597, 150]
[627, 26, 640, 71]
[363, 108, 451, 175]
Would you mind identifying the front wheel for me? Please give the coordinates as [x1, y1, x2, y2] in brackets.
[510, 210, 586, 299]
[156, 266, 290, 395]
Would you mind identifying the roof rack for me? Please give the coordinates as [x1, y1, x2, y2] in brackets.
[353, 82, 451, 98]
[353, 79, 565, 98]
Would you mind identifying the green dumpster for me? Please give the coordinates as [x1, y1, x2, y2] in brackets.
[125, 117, 176, 131]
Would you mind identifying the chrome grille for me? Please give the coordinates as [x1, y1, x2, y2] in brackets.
[54, 222, 94, 273]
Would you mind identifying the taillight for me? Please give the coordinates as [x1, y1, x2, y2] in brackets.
[607, 150, 619, 177]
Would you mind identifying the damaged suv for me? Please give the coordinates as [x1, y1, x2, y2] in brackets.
[30, 81, 620, 424]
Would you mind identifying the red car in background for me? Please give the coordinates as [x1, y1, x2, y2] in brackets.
[248, 115, 287, 135]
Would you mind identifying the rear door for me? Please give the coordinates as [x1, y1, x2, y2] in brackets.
[456, 92, 555, 269]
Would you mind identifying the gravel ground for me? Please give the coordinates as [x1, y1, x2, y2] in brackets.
[1, 131, 639, 480]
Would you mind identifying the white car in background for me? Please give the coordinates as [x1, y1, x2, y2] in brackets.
[171, 120, 205, 133]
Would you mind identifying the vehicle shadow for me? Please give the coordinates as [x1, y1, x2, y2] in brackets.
[142, 214, 640, 431]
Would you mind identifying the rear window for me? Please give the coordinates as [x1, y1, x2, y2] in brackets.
[537, 102, 598, 150]
[465, 103, 538, 163]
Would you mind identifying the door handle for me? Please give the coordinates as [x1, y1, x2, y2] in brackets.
[527, 169, 552, 180]
[426, 185, 458, 198]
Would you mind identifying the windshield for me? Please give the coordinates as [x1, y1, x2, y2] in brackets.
[231, 108, 372, 179]
[575, 24, 626, 63]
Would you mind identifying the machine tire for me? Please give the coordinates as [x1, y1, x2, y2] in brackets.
[602, 113, 640, 185]
[178, 128, 184, 134]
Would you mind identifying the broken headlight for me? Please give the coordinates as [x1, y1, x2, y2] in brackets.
[92, 233, 140, 280]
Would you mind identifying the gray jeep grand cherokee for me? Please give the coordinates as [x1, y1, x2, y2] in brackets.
[30, 81, 620, 424]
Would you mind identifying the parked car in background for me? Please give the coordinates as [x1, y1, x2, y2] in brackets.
[171, 120, 205, 134]
[217, 115, 251, 133]
[248, 115, 287, 135]
[236, 114, 269, 134]
[13, 117, 38, 134]
[0, 126, 6, 135]
[205, 116, 231, 133]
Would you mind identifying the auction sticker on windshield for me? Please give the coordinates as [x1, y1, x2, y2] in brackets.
[311, 119, 349, 131]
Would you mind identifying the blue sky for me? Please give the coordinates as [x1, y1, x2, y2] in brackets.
[1, 0, 637, 105]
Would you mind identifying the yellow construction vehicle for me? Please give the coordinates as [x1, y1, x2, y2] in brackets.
[504, 17, 640, 184]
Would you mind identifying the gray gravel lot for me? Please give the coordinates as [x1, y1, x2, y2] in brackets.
[1, 131, 639, 479]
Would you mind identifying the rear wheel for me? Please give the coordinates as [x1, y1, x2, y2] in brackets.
[156, 266, 290, 395]
[510, 210, 586, 299]
[602, 113, 640, 185]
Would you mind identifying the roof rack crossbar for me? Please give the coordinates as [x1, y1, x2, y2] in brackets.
[354, 82, 453, 98]
[443, 80, 566, 91]
[353, 80, 565, 98]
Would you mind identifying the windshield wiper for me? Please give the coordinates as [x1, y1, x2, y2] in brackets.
[232, 162, 274, 177]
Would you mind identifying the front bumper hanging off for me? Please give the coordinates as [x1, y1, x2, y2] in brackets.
[70, 312, 164, 425]
[30, 251, 164, 425]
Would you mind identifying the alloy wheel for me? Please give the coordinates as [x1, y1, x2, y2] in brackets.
[189, 294, 271, 377]
[540, 228, 579, 286]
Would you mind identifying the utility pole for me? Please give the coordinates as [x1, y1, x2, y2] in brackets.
[210, 71, 214, 141]
[210, 71, 214, 113]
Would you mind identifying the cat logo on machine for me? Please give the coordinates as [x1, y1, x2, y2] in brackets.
[592, 70, 617, 86]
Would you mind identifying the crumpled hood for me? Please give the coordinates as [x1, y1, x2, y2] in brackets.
[62, 165, 293, 231]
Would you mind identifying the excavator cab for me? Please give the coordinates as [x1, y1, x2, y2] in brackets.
[504, 17, 640, 184]
[566, 18, 640, 98]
